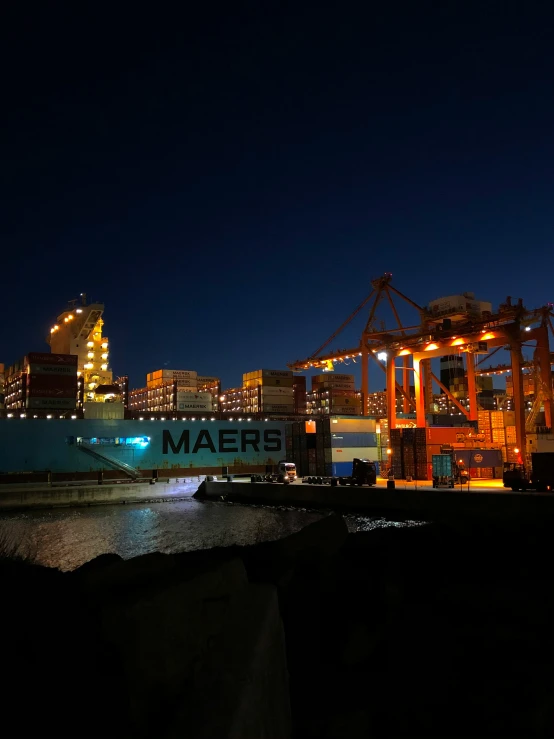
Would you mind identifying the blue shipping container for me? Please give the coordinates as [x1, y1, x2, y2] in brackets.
[332, 461, 354, 476]
[456, 449, 502, 468]
[332, 460, 379, 477]
[331, 432, 377, 448]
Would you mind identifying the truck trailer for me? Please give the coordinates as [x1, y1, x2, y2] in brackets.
[303, 458, 377, 487]
[503, 453, 554, 492]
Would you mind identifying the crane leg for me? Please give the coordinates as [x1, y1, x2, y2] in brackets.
[361, 344, 369, 416]
[387, 356, 396, 430]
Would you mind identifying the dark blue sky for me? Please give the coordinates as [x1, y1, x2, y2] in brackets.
[2, 2, 554, 390]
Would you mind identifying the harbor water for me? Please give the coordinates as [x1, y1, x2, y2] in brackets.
[0, 485, 422, 571]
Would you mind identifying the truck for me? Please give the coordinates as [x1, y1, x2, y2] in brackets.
[303, 458, 377, 487]
[251, 460, 297, 484]
[503, 452, 554, 492]
[432, 452, 469, 488]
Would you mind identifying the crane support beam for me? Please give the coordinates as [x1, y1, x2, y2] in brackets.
[536, 323, 553, 429]
[511, 344, 526, 457]
[466, 353, 478, 421]
[412, 356, 426, 428]
[310, 290, 375, 359]
[403, 356, 410, 414]
[368, 350, 415, 411]
[361, 343, 369, 416]
[386, 355, 397, 430]
[429, 372, 470, 418]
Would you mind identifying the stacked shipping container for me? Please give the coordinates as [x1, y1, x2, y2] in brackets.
[286, 417, 378, 477]
[242, 370, 295, 415]
[307, 374, 362, 415]
[389, 428, 430, 480]
[4, 353, 78, 412]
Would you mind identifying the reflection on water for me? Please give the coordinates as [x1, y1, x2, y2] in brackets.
[0, 490, 425, 571]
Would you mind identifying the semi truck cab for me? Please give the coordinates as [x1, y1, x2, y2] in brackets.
[278, 461, 297, 481]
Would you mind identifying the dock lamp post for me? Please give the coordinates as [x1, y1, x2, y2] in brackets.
[386, 448, 392, 478]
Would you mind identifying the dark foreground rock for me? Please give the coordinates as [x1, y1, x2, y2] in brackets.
[1, 515, 554, 737]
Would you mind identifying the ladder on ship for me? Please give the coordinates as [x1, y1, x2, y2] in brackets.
[76, 443, 141, 480]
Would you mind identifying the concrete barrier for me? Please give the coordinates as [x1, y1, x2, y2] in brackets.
[0, 480, 198, 511]
[197, 480, 554, 524]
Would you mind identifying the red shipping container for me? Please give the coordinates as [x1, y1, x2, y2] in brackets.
[26, 352, 78, 367]
[426, 427, 473, 445]
[26, 386, 77, 398]
[27, 374, 77, 389]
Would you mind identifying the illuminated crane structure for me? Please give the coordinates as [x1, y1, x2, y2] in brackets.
[288, 274, 554, 456]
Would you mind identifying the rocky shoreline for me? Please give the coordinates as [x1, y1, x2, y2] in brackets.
[2, 515, 553, 737]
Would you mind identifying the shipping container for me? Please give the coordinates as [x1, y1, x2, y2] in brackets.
[27, 374, 78, 389]
[330, 395, 360, 405]
[263, 404, 296, 413]
[426, 426, 475, 445]
[196, 376, 219, 384]
[27, 363, 77, 377]
[26, 386, 77, 398]
[25, 397, 77, 409]
[432, 454, 453, 477]
[244, 369, 293, 380]
[260, 387, 295, 397]
[312, 374, 354, 384]
[331, 446, 379, 463]
[317, 382, 356, 391]
[176, 391, 212, 401]
[330, 417, 376, 433]
[330, 406, 360, 415]
[331, 432, 377, 448]
[25, 353, 78, 367]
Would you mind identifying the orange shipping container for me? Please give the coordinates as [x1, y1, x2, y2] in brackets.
[426, 427, 470, 445]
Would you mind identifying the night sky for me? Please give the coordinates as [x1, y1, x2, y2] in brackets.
[3, 3, 554, 391]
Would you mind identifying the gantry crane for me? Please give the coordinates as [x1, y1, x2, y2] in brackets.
[287, 274, 554, 457]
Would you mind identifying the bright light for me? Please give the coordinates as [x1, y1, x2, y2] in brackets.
[46, 415, 52, 419]
[71, 415, 77, 419]
[514, 448, 519, 454]
[101, 353, 108, 360]
[76, 309, 82, 313]
[87, 341, 94, 347]
[525, 326, 531, 332]
[102, 342, 108, 349]
[68, 315, 74, 320]
[6, 414, 12, 418]
[377, 352, 388, 362]
[87, 352, 94, 359]
[386, 448, 392, 455]
[101, 364, 108, 370]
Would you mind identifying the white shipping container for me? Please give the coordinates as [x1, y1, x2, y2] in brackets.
[330, 418, 377, 433]
[331, 446, 379, 463]
[177, 401, 213, 411]
[162, 369, 197, 380]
